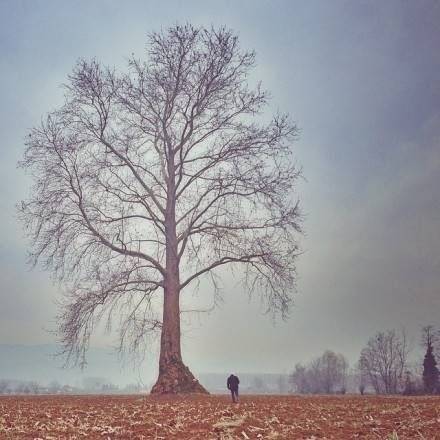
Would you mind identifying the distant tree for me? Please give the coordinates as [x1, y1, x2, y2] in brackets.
[352, 363, 367, 395]
[101, 382, 119, 393]
[28, 381, 40, 394]
[320, 350, 348, 394]
[290, 363, 309, 393]
[358, 329, 409, 394]
[123, 382, 143, 393]
[421, 326, 439, 394]
[19, 24, 301, 394]
[290, 351, 348, 394]
[82, 376, 108, 392]
[307, 357, 323, 393]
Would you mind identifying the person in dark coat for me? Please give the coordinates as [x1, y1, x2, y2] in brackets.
[227, 374, 240, 403]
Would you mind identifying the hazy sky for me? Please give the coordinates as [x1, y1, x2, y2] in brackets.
[1, 0, 439, 381]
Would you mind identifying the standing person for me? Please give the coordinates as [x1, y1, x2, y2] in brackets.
[227, 374, 240, 403]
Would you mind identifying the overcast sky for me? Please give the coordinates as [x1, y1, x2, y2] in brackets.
[1, 0, 439, 381]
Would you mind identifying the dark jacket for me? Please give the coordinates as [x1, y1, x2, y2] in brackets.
[227, 374, 240, 390]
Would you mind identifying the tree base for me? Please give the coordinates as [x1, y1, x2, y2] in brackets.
[150, 360, 209, 394]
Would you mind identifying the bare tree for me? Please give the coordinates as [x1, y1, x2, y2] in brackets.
[304, 357, 323, 394]
[28, 381, 40, 395]
[19, 24, 301, 393]
[289, 351, 348, 394]
[319, 350, 348, 394]
[352, 362, 368, 395]
[358, 329, 410, 394]
[290, 363, 309, 394]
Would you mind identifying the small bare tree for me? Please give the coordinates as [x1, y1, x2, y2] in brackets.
[319, 350, 348, 394]
[359, 329, 410, 394]
[353, 362, 368, 395]
[290, 363, 309, 394]
[19, 24, 301, 393]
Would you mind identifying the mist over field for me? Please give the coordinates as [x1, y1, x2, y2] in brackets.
[1, 1, 439, 395]
[1, 2, 440, 438]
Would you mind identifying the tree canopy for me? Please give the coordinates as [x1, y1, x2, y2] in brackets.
[19, 24, 301, 393]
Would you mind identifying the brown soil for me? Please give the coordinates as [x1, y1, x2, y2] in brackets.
[0, 394, 439, 439]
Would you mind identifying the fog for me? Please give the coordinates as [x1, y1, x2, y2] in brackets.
[1, 1, 439, 384]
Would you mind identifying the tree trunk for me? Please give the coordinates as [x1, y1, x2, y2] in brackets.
[150, 273, 208, 394]
[150, 156, 208, 394]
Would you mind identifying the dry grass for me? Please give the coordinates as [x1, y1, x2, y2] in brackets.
[0, 394, 439, 439]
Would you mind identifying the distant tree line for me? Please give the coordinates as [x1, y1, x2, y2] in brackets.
[0, 380, 41, 395]
[290, 325, 440, 395]
[0, 378, 144, 395]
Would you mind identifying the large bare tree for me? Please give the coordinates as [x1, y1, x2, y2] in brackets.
[19, 24, 301, 393]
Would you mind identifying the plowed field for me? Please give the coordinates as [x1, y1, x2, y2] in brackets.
[0, 394, 439, 439]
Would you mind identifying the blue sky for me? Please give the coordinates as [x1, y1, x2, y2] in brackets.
[1, 0, 439, 381]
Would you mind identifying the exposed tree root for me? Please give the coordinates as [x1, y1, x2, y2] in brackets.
[151, 360, 208, 394]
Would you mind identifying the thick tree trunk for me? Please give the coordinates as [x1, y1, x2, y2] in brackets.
[150, 275, 207, 394]
[150, 155, 208, 394]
